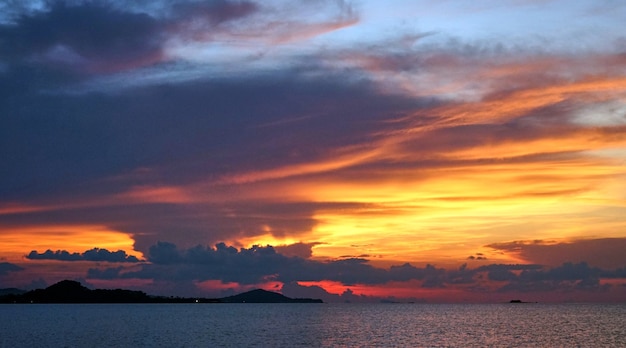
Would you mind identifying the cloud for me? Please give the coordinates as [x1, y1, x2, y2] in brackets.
[0, 67, 421, 252]
[0, 0, 357, 79]
[280, 281, 402, 303]
[2, 0, 626, 302]
[171, 0, 259, 26]
[281, 281, 341, 302]
[486, 238, 626, 269]
[74, 241, 626, 299]
[87, 242, 447, 287]
[0, 262, 23, 276]
[0, 1, 165, 71]
[169, 0, 358, 45]
[496, 262, 610, 293]
[274, 242, 321, 258]
[26, 248, 141, 263]
[467, 253, 488, 260]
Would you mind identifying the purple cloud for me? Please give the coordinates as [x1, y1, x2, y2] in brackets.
[27, 248, 141, 263]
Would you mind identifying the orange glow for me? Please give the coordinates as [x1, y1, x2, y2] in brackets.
[297, 280, 352, 295]
[0, 203, 47, 215]
[297, 280, 480, 302]
[0, 224, 143, 261]
[194, 279, 242, 292]
[218, 147, 381, 185]
[234, 233, 302, 250]
[281, 151, 625, 265]
[116, 185, 192, 204]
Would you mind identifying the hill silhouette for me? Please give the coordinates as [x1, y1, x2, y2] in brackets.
[0, 280, 322, 304]
[220, 288, 322, 303]
[0, 288, 25, 296]
[1, 280, 157, 303]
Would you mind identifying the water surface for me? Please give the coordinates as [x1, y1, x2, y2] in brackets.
[1, 303, 624, 347]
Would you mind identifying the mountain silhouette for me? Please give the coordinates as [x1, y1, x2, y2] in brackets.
[3, 280, 154, 303]
[0, 280, 322, 303]
[220, 288, 323, 303]
[0, 288, 25, 296]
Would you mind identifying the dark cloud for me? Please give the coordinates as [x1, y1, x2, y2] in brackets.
[475, 264, 544, 272]
[274, 242, 321, 259]
[88, 242, 447, 287]
[518, 262, 601, 282]
[467, 253, 488, 260]
[1, 72, 416, 193]
[80, 241, 626, 297]
[0, 67, 420, 252]
[171, 0, 259, 25]
[486, 238, 626, 269]
[0, 262, 23, 275]
[147, 241, 186, 265]
[492, 262, 611, 293]
[26, 248, 141, 262]
[281, 281, 341, 302]
[0, 0, 356, 77]
[601, 266, 626, 279]
[446, 264, 476, 285]
[486, 267, 518, 282]
[281, 281, 411, 303]
[0, 1, 164, 71]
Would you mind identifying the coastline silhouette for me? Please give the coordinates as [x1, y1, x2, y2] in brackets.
[0, 280, 323, 304]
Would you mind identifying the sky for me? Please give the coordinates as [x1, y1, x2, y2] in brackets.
[1, 0, 626, 303]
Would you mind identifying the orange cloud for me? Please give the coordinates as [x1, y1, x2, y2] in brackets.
[115, 185, 193, 204]
[0, 224, 142, 262]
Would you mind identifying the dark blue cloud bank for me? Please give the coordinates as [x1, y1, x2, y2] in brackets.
[53, 241, 624, 299]
[0, 1, 422, 253]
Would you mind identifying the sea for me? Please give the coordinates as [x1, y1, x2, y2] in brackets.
[1, 303, 625, 347]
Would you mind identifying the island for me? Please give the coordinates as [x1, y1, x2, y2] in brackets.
[0, 280, 323, 304]
[220, 288, 322, 303]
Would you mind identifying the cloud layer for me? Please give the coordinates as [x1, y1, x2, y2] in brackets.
[74, 241, 626, 300]
[27, 248, 141, 263]
[1, 0, 626, 301]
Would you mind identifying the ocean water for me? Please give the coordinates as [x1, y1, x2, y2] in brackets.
[1, 303, 625, 347]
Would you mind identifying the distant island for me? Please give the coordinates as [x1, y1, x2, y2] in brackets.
[0, 280, 323, 304]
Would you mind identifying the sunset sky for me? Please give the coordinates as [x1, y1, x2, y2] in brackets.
[2, 0, 626, 302]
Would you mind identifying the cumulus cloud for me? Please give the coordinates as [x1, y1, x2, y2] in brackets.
[280, 281, 339, 302]
[87, 242, 447, 287]
[84, 241, 626, 295]
[274, 242, 321, 258]
[26, 248, 141, 263]
[88, 244, 626, 300]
